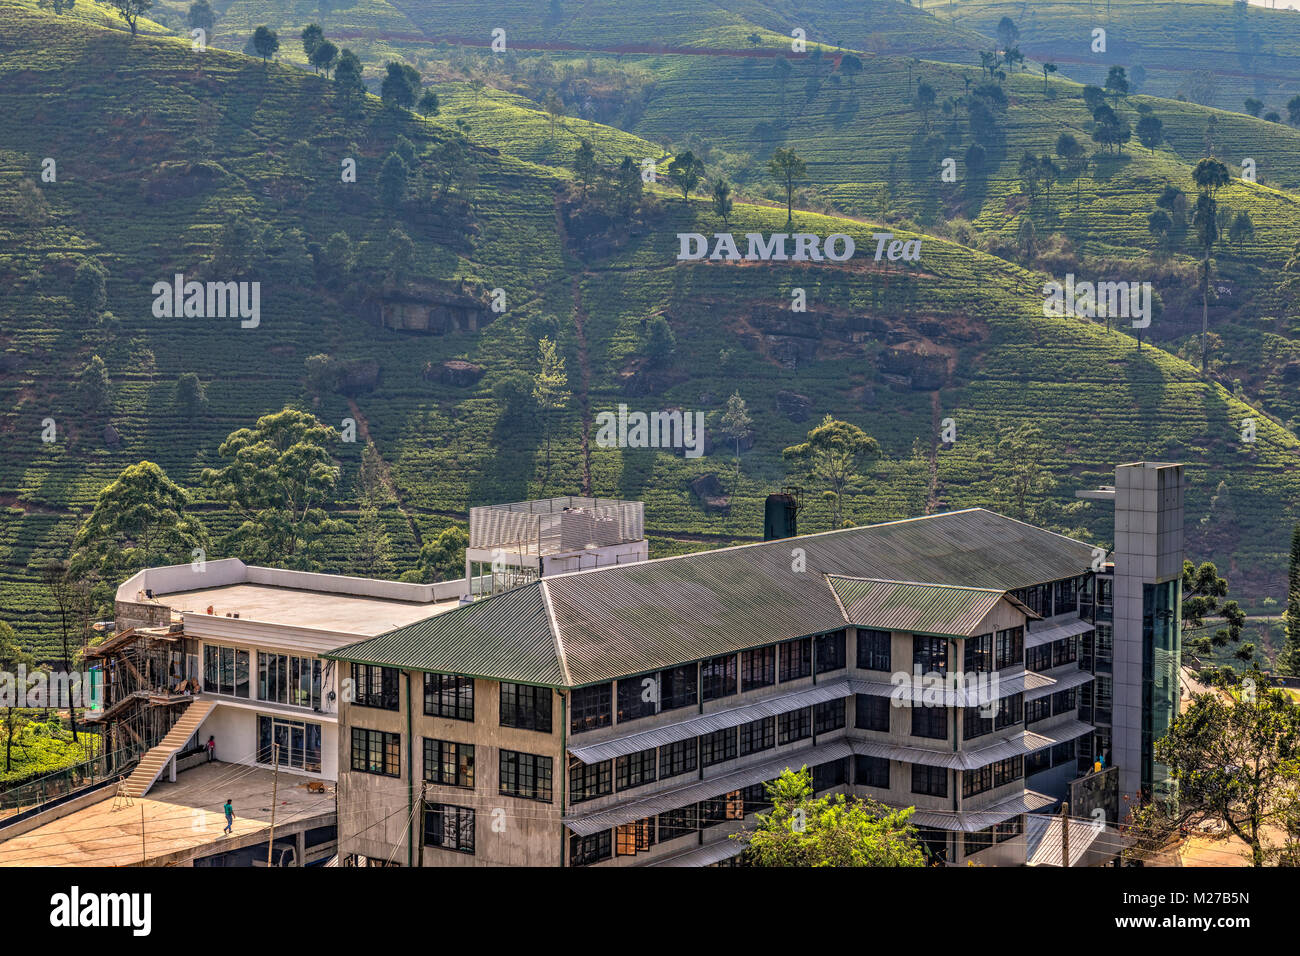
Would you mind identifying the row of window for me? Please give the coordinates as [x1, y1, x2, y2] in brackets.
[961, 756, 1025, 798]
[1026, 635, 1080, 673]
[206, 644, 322, 709]
[1026, 688, 1078, 725]
[569, 632, 849, 734]
[353, 730, 554, 802]
[570, 759, 856, 865]
[963, 817, 1023, 856]
[568, 701, 848, 803]
[353, 666, 552, 735]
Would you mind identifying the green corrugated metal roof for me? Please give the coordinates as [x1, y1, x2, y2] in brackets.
[326, 582, 565, 687]
[827, 577, 1006, 637]
[327, 508, 1098, 687]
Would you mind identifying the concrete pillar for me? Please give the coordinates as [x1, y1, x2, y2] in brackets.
[169, 754, 177, 782]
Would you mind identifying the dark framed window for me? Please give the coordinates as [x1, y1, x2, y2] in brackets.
[741, 645, 775, 691]
[779, 637, 812, 682]
[964, 826, 995, 856]
[916, 826, 949, 863]
[962, 756, 1023, 798]
[657, 806, 697, 843]
[855, 694, 890, 732]
[911, 705, 948, 740]
[424, 673, 473, 721]
[257, 715, 321, 772]
[352, 663, 399, 711]
[1026, 697, 1051, 724]
[777, 707, 812, 745]
[570, 683, 612, 733]
[423, 738, 474, 788]
[964, 634, 993, 673]
[351, 727, 400, 777]
[616, 674, 658, 722]
[258, 654, 321, 709]
[739, 716, 775, 755]
[701, 654, 737, 701]
[963, 707, 992, 741]
[856, 629, 891, 671]
[500, 683, 552, 733]
[658, 739, 697, 779]
[812, 757, 849, 791]
[203, 644, 250, 698]
[995, 817, 1022, 842]
[570, 830, 612, 866]
[568, 756, 612, 803]
[1052, 688, 1077, 715]
[499, 750, 553, 802]
[659, 664, 697, 712]
[913, 635, 948, 674]
[911, 764, 948, 797]
[1052, 637, 1078, 668]
[615, 748, 656, 790]
[815, 630, 847, 674]
[814, 699, 846, 734]
[615, 818, 656, 856]
[424, 804, 474, 854]
[1051, 740, 1076, 765]
[1054, 577, 1080, 615]
[700, 728, 737, 767]
[995, 627, 1024, 670]
[1026, 644, 1052, 673]
[1026, 748, 1050, 775]
[701, 791, 744, 828]
[741, 782, 773, 814]
[994, 693, 1023, 730]
[855, 755, 890, 789]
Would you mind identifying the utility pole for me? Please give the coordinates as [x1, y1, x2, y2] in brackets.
[267, 742, 280, 867]
[140, 802, 146, 864]
[1061, 801, 1071, 868]
[417, 781, 427, 867]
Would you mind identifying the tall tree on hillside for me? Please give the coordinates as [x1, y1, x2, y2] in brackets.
[711, 177, 733, 228]
[996, 16, 1019, 51]
[572, 139, 597, 195]
[839, 53, 862, 87]
[76, 355, 112, 414]
[176, 372, 207, 418]
[377, 152, 409, 208]
[418, 89, 440, 117]
[38, 0, 78, 14]
[1055, 133, 1087, 207]
[301, 23, 324, 63]
[71, 461, 209, 593]
[914, 80, 936, 129]
[742, 768, 926, 867]
[532, 338, 570, 488]
[615, 156, 643, 219]
[201, 408, 342, 568]
[768, 147, 807, 226]
[311, 40, 338, 76]
[1192, 157, 1230, 372]
[720, 391, 752, 482]
[71, 258, 108, 322]
[381, 62, 420, 110]
[544, 90, 565, 139]
[1228, 210, 1255, 251]
[187, 0, 214, 34]
[252, 26, 279, 66]
[334, 48, 365, 100]
[408, 526, 468, 584]
[782, 415, 879, 529]
[1136, 113, 1164, 153]
[352, 504, 393, 577]
[1244, 97, 1263, 118]
[0, 622, 36, 773]
[1288, 95, 1300, 127]
[1042, 61, 1057, 94]
[1104, 65, 1129, 106]
[110, 0, 152, 37]
[773, 57, 793, 115]
[668, 150, 705, 203]
[1279, 523, 1300, 676]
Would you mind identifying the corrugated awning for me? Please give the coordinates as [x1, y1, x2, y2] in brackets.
[910, 790, 1057, 832]
[1024, 667, 1095, 701]
[852, 729, 1059, 771]
[644, 837, 747, 867]
[563, 741, 854, 836]
[1026, 718, 1094, 748]
[1025, 617, 1094, 649]
[1024, 812, 1114, 866]
[568, 681, 854, 764]
[849, 671, 1052, 707]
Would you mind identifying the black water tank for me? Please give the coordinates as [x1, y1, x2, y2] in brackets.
[764, 493, 798, 541]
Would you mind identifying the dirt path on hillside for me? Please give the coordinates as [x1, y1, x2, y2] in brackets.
[346, 397, 424, 547]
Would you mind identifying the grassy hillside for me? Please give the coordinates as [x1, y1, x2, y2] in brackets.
[2, 1, 1298, 666]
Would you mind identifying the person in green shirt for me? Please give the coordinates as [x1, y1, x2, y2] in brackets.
[223, 799, 234, 835]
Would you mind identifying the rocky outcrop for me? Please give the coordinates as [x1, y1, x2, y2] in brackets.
[689, 473, 730, 514]
[368, 279, 492, 334]
[776, 390, 812, 422]
[434, 359, 485, 387]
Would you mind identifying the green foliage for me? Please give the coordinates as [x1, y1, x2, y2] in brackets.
[381, 61, 419, 109]
[109, 0, 150, 36]
[201, 408, 342, 568]
[1182, 559, 1251, 663]
[742, 767, 926, 867]
[1147, 683, 1300, 866]
[667, 149, 704, 202]
[70, 461, 208, 612]
[783, 415, 879, 529]
[76, 354, 111, 414]
[767, 146, 806, 225]
[409, 525, 468, 583]
[252, 24, 278, 63]
[1279, 524, 1300, 676]
[175, 372, 207, 419]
